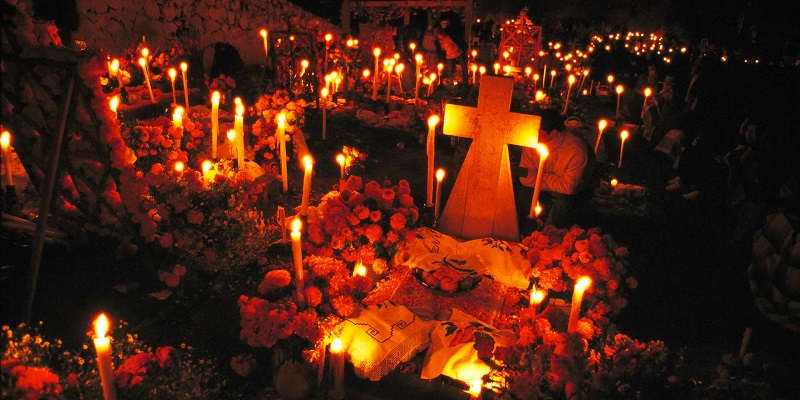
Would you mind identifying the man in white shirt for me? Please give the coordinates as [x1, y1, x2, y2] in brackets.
[515, 109, 595, 229]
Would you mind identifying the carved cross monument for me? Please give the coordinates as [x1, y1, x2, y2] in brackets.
[439, 75, 540, 241]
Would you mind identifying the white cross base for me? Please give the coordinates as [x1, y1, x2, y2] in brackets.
[439, 76, 540, 241]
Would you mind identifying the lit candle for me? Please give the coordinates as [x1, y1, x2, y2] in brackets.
[353, 260, 367, 277]
[385, 63, 392, 102]
[503, 65, 512, 75]
[300, 155, 313, 216]
[202, 160, 213, 184]
[642, 87, 652, 117]
[493, 62, 500, 75]
[615, 84, 624, 118]
[470, 63, 478, 84]
[180, 62, 189, 108]
[578, 69, 589, 93]
[110, 58, 122, 88]
[330, 337, 345, 398]
[260, 29, 269, 60]
[413, 54, 423, 102]
[478, 66, 485, 82]
[395, 63, 404, 92]
[211, 91, 220, 159]
[173, 161, 184, 174]
[168, 68, 177, 105]
[529, 144, 549, 218]
[277, 206, 287, 241]
[470, 49, 477, 60]
[610, 178, 618, 187]
[227, 130, 237, 161]
[409, 42, 416, 52]
[594, 119, 608, 154]
[324, 33, 333, 68]
[372, 48, 381, 100]
[618, 129, 629, 169]
[524, 66, 532, 78]
[137, 57, 155, 104]
[336, 153, 346, 190]
[606, 74, 614, 85]
[172, 106, 184, 129]
[427, 73, 436, 97]
[542, 64, 547, 88]
[290, 217, 306, 305]
[320, 87, 328, 141]
[426, 115, 440, 207]
[533, 73, 540, 88]
[529, 286, 546, 308]
[564, 74, 576, 114]
[568, 277, 592, 333]
[1, 130, 13, 186]
[437, 63, 444, 85]
[235, 103, 244, 167]
[109, 95, 119, 119]
[93, 314, 117, 400]
[278, 114, 288, 192]
[434, 169, 445, 220]
[300, 59, 309, 78]
[549, 70, 556, 88]
[467, 379, 482, 400]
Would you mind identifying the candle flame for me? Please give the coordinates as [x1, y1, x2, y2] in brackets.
[202, 160, 212, 173]
[174, 161, 184, 173]
[550, 70, 556, 77]
[362, 69, 370, 78]
[534, 202, 542, 217]
[409, 42, 416, 51]
[568, 74, 576, 85]
[644, 87, 652, 97]
[373, 47, 381, 57]
[607, 74, 614, 83]
[227, 130, 236, 141]
[301, 59, 309, 68]
[575, 276, 592, 292]
[109, 96, 119, 112]
[1, 130, 11, 148]
[303, 155, 313, 169]
[234, 97, 242, 106]
[260, 29, 267, 38]
[530, 288, 546, 305]
[141, 48, 149, 58]
[168, 68, 176, 81]
[174, 106, 184, 116]
[436, 168, 445, 181]
[137, 57, 146, 67]
[610, 178, 618, 187]
[533, 73, 539, 80]
[493, 62, 500, 73]
[331, 337, 343, 353]
[437, 63, 444, 71]
[415, 53, 423, 63]
[395, 64, 404, 73]
[471, 64, 478, 72]
[354, 263, 367, 277]
[393, 53, 400, 60]
[94, 313, 110, 339]
[524, 66, 532, 75]
[479, 66, 486, 74]
[336, 154, 345, 166]
[110, 59, 119, 72]
[620, 130, 629, 140]
[180, 62, 188, 72]
[291, 217, 302, 233]
[325, 33, 333, 42]
[598, 119, 608, 130]
[211, 91, 220, 103]
[428, 115, 440, 127]
[536, 143, 549, 158]
[583, 69, 589, 76]
[429, 72, 437, 81]
[277, 113, 286, 125]
[236, 104, 244, 117]
[615, 85, 624, 94]
[535, 90, 545, 101]
[468, 379, 482, 397]
[321, 87, 329, 98]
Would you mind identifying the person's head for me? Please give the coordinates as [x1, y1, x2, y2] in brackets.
[536, 108, 565, 143]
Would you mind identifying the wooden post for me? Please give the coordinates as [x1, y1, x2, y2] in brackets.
[24, 74, 75, 323]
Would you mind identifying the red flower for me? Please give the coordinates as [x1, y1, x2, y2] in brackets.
[186, 209, 205, 224]
[390, 213, 407, 230]
[258, 270, 293, 294]
[331, 295, 356, 317]
[155, 346, 175, 368]
[114, 352, 154, 388]
[158, 233, 174, 248]
[345, 175, 363, 191]
[304, 286, 323, 307]
[364, 224, 383, 243]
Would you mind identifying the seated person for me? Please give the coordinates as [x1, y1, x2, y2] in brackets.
[514, 109, 595, 229]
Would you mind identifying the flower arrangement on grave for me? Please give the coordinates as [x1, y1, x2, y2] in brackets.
[1, 323, 221, 400]
[249, 90, 308, 168]
[238, 255, 373, 363]
[304, 176, 419, 268]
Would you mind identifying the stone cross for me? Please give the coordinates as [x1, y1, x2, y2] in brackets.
[439, 75, 540, 241]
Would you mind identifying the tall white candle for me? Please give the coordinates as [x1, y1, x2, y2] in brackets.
[321, 88, 328, 141]
[414, 54, 422, 102]
[172, 106, 184, 129]
[568, 277, 592, 333]
[93, 314, 117, 400]
[300, 155, 313, 216]
[529, 144, 549, 218]
[260, 29, 269, 60]
[615, 84, 624, 118]
[471, 63, 478, 84]
[330, 337, 345, 398]
[110, 59, 122, 88]
[290, 218, 306, 305]
[618, 129, 629, 169]
[426, 115, 439, 207]
[1, 131, 13, 186]
[278, 114, 288, 192]
[385, 63, 392, 102]
[180, 62, 189, 108]
[336, 153, 346, 190]
[564, 74, 576, 114]
[168, 68, 177, 105]
[642, 87, 652, 117]
[235, 103, 245, 167]
[138, 58, 155, 104]
[211, 91, 220, 159]
[372, 48, 381, 100]
[109, 96, 119, 120]
[434, 169, 445, 220]
[227, 130, 237, 161]
[594, 119, 608, 154]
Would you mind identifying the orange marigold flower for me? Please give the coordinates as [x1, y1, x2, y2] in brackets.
[258, 269, 293, 294]
[390, 213, 407, 230]
[364, 224, 383, 243]
[331, 295, 356, 317]
[304, 286, 323, 307]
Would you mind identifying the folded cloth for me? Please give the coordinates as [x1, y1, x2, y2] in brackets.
[338, 302, 435, 381]
[405, 228, 531, 289]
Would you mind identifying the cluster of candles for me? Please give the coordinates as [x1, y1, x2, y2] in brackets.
[106, 47, 191, 108]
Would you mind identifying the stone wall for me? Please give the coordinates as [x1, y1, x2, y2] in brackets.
[74, 0, 340, 66]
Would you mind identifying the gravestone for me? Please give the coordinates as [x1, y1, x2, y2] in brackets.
[439, 76, 540, 241]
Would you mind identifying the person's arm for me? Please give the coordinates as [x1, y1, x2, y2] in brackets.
[541, 150, 588, 194]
